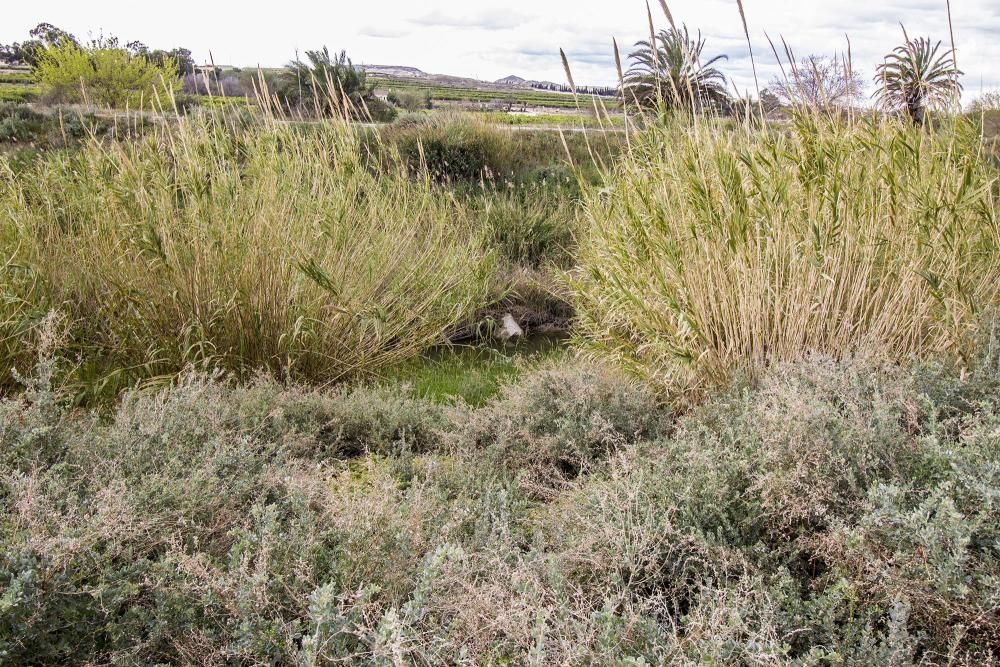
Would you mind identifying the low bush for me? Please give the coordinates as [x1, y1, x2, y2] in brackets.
[968, 90, 1000, 113]
[386, 113, 515, 182]
[573, 114, 1000, 397]
[0, 354, 996, 663]
[546, 355, 999, 663]
[455, 362, 669, 491]
[0, 103, 124, 148]
[237, 379, 453, 460]
[375, 113, 622, 186]
[387, 88, 432, 111]
[0, 102, 45, 141]
[0, 364, 500, 663]
[362, 95, 397, 123]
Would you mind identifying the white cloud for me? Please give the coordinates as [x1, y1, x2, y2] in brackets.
[409, 9, 528, 30]
[359, 26, 411, 40]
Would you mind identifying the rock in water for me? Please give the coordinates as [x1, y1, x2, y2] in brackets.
[498, 313, 523, 340]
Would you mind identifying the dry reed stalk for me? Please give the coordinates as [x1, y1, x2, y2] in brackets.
[0, 112, 493, 387]
[612, 38, 633, 150]
[657, 0, 677, 31]
[945, 0, 960, 111]
[735, 0, 761, 98]
[571, 117, 1000, 398]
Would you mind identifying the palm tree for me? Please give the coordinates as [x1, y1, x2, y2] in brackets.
[282, 47, 373, 117]
[874, 34, 962, 125]
[623, 25, 729, 112]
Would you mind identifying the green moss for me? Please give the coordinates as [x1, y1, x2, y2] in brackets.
[383, 336, 567, 406]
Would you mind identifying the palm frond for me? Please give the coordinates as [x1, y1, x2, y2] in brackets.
[623, 24, 730, 112]
[873, 34, 962, 124]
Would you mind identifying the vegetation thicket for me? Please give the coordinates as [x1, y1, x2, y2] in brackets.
[969, 90, 1000, 113]
[1, 5, 999, 664]
[32, 39, 181, 108]
[278, 47, 392, 120]
[0, 112, 493, 395]
[0, 350, 996, 663]
[387, 87, 433, 111]
[572, 113, 1000, 397]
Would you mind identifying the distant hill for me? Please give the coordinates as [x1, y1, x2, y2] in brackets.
[496, 74, 567, 90]
[361, 64, 615, 97]
[361, 65, 495, 89]
[361, 65, 428, 78]
[495, 75, 527, 86]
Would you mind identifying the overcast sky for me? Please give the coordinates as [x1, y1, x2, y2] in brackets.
[4, 1, 999, 101]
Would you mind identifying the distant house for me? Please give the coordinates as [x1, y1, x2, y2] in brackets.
[195, 64, 235, 74]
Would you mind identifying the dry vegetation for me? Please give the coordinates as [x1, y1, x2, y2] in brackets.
[0, 113, 494, 394]
[0, 7, 999, 664]
[573, 114, 1000, 399]
[0, 89, 998, 667]
[1, 348, 996, 663]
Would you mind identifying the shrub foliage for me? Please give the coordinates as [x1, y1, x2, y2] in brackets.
[0, 355, 996, 663]
[33, 41, 181, 108]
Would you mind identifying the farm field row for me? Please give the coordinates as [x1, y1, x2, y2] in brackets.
[371, 75, 620, 109]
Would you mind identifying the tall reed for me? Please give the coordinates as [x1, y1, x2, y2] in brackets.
[572, 114, 1000, 396]
[0, 110, 493, 392]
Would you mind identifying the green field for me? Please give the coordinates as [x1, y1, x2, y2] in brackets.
[0, 87, 39, 103]
[0, 71, 33, 84]
[372, 74, 620, 110]
[0, 75, 40, 102]
[473, 110, 626, 128]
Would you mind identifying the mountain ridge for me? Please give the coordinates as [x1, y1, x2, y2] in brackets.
[360, 64, 573, 93]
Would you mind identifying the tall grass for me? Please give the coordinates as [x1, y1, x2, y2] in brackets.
[0, 111, 493, 392]
[466, 185, 578, 267]
[572, 114, 1000, 395]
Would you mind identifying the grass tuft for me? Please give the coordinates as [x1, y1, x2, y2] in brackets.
[572, 114, 1000, 397]
[0, 110, 494, 394]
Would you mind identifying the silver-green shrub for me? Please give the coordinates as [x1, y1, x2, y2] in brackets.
[1, 354, 996, 663]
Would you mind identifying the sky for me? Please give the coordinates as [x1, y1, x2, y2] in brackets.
[4, 1, 1000, 102]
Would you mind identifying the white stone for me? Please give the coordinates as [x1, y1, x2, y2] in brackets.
[498, 313, 523, 340]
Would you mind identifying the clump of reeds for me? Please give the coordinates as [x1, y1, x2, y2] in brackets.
[571, 113, 1000, 397]
[0, 109, 493, 391]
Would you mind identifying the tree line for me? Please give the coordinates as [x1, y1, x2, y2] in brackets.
[620, 22, 964, 124]
[1, 19, 977, 124]
[1, 22, 195, 76]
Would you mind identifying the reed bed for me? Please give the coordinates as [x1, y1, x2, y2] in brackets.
[572, 113, 1000, 396]
[0, 110, 493, 392]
